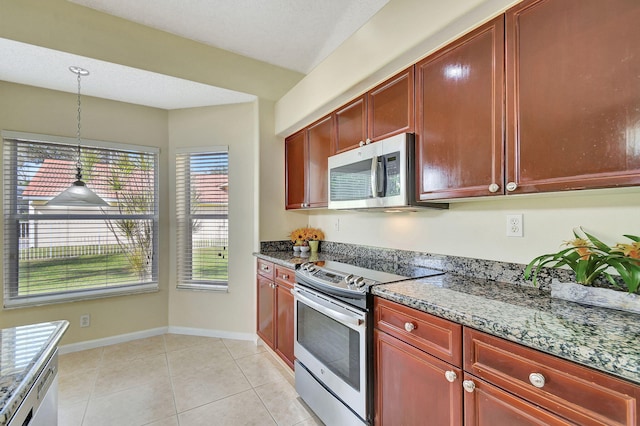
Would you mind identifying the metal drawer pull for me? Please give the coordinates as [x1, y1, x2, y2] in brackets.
[282, 274, 289, 280]
[261, 265, 269, 271]
[444, 371, 457, 383]
[463, 380, 476, 393]
[529, 372, 546, 388]
[404, 322, 416, 332]
[488, 183, 500, 193]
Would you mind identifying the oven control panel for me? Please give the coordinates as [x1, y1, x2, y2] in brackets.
[298, 262, 375, 294]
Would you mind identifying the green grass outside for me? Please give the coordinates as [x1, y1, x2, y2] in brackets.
[18, 246, 228, 294]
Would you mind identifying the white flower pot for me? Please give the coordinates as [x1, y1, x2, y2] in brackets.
[550, 279, 640, 314]
[299, 246, 310, 253]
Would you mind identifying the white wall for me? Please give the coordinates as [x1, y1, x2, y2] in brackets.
[167, 103, 260, 336]
[307, 189, 640, 265]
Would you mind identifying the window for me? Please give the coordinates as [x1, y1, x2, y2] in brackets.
[176, 148, 229, 290]
[2, 131, 159, 307]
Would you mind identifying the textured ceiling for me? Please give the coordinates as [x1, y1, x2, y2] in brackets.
[1, 0, 389, 109]
[69, 0, 390, 74]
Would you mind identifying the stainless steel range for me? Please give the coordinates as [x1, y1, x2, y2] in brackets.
[293, 259, 444, 425]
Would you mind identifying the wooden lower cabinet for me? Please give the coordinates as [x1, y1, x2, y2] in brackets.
[256, 260, 295, 369]
[374, 297, 640, 425]
[463, 374, 571, 426]
[374, 329, 462, 425]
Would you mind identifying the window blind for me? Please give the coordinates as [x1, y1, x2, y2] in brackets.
[2, 133, 159, 307]
[176, 148, 229, 290]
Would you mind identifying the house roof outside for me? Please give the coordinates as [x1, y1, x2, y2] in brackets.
[22, 159, 228, 205]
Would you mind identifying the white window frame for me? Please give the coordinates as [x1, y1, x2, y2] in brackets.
[175, 146, 229, 291]
[2, 131, 160, 308]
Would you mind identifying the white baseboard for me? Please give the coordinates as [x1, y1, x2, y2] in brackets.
[59, 326, 257, 354]
[167, 326, 257, 342]
[59, 327, 168, 354]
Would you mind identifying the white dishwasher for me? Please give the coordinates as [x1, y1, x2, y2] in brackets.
[8, 350, 58, 426]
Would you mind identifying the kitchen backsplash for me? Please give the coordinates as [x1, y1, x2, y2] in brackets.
[260, 240, 616, 291]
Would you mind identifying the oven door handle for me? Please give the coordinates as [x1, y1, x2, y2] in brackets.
[293, 288, 364, 327]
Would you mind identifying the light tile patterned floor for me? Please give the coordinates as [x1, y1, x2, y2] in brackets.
[58, 334, 323, 426]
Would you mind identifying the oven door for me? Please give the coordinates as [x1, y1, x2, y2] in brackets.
[293, 284, 367, 420]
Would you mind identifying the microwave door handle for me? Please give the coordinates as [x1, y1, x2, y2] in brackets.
[376, 156, 385, 196]
[293, 289, 364, 327]
[370, 155, 378, 198]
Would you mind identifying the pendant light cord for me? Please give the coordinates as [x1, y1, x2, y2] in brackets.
[75, 71, 83, 182]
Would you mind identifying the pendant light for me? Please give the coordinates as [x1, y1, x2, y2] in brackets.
[47, 66, 108, 207]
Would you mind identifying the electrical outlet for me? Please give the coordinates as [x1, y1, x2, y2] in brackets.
[506, 214, 523, 237]
[80, 314, 91, 328]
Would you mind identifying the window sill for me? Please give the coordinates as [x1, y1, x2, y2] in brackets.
[176, 283, 229, 292]
[3, 282, 159, 309]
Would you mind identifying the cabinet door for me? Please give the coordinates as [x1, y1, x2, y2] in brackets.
[256, 275, 275, 348]
[417, 15, 505, 200]
[275, 280, 294, 369]
[368, 67, 415, 142]
[335, 95, 367, 153]
[285, 130, 307, 209]
[463, 374, 571, 426]
[374, 329, 462, 426]
[506, 0, 640, 194]
[306, 115, 333, 208]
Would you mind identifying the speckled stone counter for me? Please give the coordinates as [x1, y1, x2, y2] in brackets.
[0, 320, 69, 425]
[372, 274, 640, 385]
[254, 250, 352, 269]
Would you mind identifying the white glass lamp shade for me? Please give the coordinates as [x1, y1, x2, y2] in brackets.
[47, 181, 109, 207]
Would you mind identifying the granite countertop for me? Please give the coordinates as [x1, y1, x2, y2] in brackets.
[372, 274, 640, 385]
[254, 251, 352, 269]
[0, 320, 69, 425]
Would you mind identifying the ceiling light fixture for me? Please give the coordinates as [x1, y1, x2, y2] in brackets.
[47, 66, 108, 207]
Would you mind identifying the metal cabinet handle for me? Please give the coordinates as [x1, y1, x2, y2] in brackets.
[462, 380, 476, 393]
[261, 265, 270, 271]
[488, 183, 500, 193]
[444, 371, 457, 383]
[404, 322, 416, 332]
[529, 372, 546, 388]
[506, 182, 518, 192]
[359, 140, 365, 147]
[365, 138, 372, 145]
[282, 274, 289, 280]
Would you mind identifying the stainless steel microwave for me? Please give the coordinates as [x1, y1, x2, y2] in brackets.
[327, 133, 448, 211]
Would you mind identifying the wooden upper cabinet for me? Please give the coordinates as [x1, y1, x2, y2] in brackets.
[285, 115, 334, 209]
[306, 115, 334, 208]
[335, 95, 367, 153]
[417, 15, 505, 200]
[285, 130, 307, 209]
[505, 0, 640, 194]
[368, 67, 415, 142]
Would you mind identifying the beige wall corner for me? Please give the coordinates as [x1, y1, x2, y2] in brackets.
[167, 102, 259, 334]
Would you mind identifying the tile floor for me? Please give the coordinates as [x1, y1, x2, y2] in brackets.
[58, 334, 322, 426]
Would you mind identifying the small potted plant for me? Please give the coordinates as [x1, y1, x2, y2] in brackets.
[288, 227, 308, 253]
[525, 227, 640, 313]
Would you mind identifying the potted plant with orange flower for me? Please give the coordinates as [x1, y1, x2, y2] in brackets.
[304, 227, 325, 254]
[525, 227, 640, 313]
[288, 227, 308, 252]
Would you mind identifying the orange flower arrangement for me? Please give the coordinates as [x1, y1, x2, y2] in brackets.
[288, 226, 325, 245]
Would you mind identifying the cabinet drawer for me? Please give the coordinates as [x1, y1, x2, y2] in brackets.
[464, 328, 640, 426]
[257, 259, 274, 279]
[274, 265, 295, 288]
[374, 297, 462, 367]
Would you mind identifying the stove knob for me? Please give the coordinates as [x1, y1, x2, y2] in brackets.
[354, 277, 365, 287]
[345, 274, 355, 284]
[300, 262, 311, 271]
[307, 265, 316, 272]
